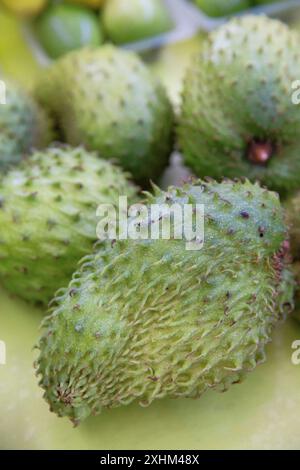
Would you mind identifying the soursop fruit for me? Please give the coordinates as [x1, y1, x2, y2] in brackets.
[36, 179, 293, 424]
[0, 80, 52, 170]
[35, 45, 174, 185]
[178, 16, 300, 198]
[0, 146, 137, 304]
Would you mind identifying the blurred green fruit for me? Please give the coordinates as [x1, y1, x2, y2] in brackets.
[35, 3, 103, 59]
[194, 0, 251, 17]
[1, 0, 47, 16]
[0, 9, 42, 86]
[67, 0, 105, 8]
[254, 1, 282, 5]
[35, 45, 174, 185]
[102, 0, 173, 45]
[1, 288, 300, 449]
[149, 33, 206, 110]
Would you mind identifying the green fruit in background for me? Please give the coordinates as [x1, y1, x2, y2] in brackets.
[37, 179, 293, 423]
[178, 16, 300, 198]
[0, 79, 52, 170]
[35, 45, 174, 185]
[254, 1, 281, 5]
[0, 146, 137, 305]
[34, 3, 103, 59]
[0, 9, 42, 87]
[148, 33, 206, 111]
[67, 0, 105, 8]
[1, 0, 47, 16]
[102, 0, 173, 45]
[194, 0, 251, 18]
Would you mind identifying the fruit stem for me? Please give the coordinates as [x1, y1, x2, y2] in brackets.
[248, 140, 273, 165]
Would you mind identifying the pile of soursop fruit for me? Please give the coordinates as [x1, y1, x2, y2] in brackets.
[1, 9, 300, 426]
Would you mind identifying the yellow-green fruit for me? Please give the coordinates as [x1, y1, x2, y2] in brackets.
[1, 0, 47, 16]
[35, 45, 174, 185]
[37, 179, 293, 423]
[178, 16, 300, 198]
[102, 0, 173, 45]
[0, 146, 137, 305]
[0, 80, 52, 170]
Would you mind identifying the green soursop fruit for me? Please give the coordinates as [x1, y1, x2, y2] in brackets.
[178, 16, 300, 198]
[0, 146, 137, 304]
[102, 0, 173, 45]
[0, 80, 52, 170]
[37, 179, 293, 424]
[194, 0, 251, 18]
[35, 45, 174, 185]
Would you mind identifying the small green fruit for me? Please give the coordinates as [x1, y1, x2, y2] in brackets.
[178, 16, 300, 198]
[35, 45, 174, 185]
[102, 0, 173, 45]
[0, 80, 52, 170]
[37, 179, 292, 423]
[0, 146, 137, 304]
[34, 3, 103, 59]
[194, 0, 251, 18]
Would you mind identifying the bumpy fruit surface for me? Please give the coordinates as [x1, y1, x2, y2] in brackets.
[102, 0, 173, 45]
[178, 16, 300, 197]
[37, 179, 292, 423]
[0, 146, 137, 304]
[194, 0, 250, 18]
[0, 80, 52, 170]
[35, 45, 174, 185]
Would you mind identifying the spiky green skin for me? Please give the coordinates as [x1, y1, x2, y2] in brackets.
[37, 179, 292, 424]
[35, 46, 174, 185]
[178, 16, 300, 198]
[285, 192, 300, 261]
[0, 146, 137, 304]
[0, 80, 52, 171]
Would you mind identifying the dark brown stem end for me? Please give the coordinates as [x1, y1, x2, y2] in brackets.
[248, 140, 273, 165]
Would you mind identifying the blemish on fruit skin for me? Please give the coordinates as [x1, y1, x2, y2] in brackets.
[75, 324, 84, 333]
[240, 211, 250, 219]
